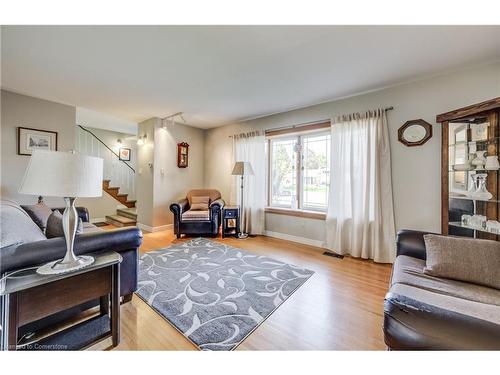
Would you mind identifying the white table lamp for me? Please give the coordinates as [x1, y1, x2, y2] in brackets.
[19, 150, 103, 274]
[231, 161, 254, 239]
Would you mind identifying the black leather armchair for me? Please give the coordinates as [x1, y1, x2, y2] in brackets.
[170, 189, 225, 238]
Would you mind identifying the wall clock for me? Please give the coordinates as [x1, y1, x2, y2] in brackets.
[177, 142, 189, 168]
[398, 119, 432, 147]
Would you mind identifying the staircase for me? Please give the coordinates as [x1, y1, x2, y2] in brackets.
[76, 125, 139, 228]
[102, 179, 138, 227]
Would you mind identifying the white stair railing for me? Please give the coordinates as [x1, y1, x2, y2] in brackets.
[76, 125, 135, 200]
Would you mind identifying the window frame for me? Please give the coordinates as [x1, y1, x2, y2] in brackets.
[266, 123, 331, 215]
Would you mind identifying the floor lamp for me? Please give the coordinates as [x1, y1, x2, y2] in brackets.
[231, 161, 254, 239]
[19, 150, 103, 275]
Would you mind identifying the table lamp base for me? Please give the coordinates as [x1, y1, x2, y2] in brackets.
[37, 255, 95, 275]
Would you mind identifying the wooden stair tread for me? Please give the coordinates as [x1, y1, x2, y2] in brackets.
[116, 207, 137, 220]
[105, 215, 136, 224]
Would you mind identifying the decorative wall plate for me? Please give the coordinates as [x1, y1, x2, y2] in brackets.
[398, 119, 432, 147]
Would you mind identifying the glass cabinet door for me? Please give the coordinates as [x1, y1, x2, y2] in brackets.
[447, 113, 499, 239]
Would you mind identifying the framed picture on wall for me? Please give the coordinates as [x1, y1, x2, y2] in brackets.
[17, 127, 58, 156]
[177, 142, 189, 168]
[119, 147, 131, 161]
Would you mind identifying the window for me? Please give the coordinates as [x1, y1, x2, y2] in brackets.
[268, 128, 331, 212]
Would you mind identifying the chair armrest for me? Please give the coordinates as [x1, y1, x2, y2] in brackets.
[0, 227, 143, 274]
[210, 199, 224, 219]
[210, 198, 225, 210]
[170, 198, 189, 217]
[396, 229, 438, 260]
[53, 206, 90, 223]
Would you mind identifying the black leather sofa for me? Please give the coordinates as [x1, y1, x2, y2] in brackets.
[170, 189, 225, 238]
[0, 202, 143, 337]
[383, 230, 500, 350]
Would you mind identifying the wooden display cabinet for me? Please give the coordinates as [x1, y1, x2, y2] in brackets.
[437, 97, 500, 240]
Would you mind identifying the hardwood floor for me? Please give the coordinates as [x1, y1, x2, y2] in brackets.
[92, 227, 392, 350]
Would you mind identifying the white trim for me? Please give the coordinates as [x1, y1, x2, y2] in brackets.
[90, 217, 106, 223]
[137, 222, 173, 233]
[264, 230, 325, 249]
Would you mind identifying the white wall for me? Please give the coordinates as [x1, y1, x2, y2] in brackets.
[76, 107, 138, 135]
[136, 118, 157, 227]
[153, 122, 205, 227]
[136, 118, 205, 229]
[204, 63, 500, 243]
[1, 90, 76, 207]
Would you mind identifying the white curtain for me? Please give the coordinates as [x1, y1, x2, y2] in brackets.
[325, 109, 396, 263]
[231, 131, 266, 235]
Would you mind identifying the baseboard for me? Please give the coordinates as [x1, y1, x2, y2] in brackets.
[137, 223, 173, 233]
[264, 230, 325, 249]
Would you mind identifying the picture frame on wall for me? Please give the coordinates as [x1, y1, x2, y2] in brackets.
[119, 147, 131, 161]
[17, 127, 58, 156]
[177, 142, 189, 168]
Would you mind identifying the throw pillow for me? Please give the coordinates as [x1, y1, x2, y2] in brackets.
[45, 210, 84, 239]
[1, 200, 46, 248]
[423, 234, 500, 290]
[190, 196, 210, 211]
[21, 202, 54, 232]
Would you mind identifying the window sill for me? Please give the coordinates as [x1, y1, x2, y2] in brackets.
[265, 207, 326, 220]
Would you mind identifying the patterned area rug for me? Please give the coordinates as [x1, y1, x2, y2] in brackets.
[136, 238, 314, 350]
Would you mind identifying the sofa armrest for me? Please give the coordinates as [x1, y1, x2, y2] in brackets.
[0, 227, 143, 274]
[396, 229, 438, 260]
[384, 292, 500, 350]
[53, 206, 90, 223]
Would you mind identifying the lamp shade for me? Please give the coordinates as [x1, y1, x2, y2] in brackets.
[19, 150, 103, 198]
[231, 161, 254, 176]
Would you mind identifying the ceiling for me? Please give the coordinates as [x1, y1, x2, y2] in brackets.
[2, 26, 500, 129]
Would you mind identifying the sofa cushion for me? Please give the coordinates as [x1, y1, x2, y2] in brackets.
[0, 200, 46, 248]
[186, 189, 221, 206]
[21, 202, 54, 232]
[423, 234, 500, 290]
[45, 210, 83, 238]
[392, 255, 500, 306]
[389, 283, 500, 326]
[182, 210, 210, 221]
[190, 196, 210, 211]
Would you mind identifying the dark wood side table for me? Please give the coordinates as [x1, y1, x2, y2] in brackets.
[222, 206, 240, 238]
[0, 251, 121, 351]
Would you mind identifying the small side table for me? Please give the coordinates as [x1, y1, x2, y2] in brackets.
[0, 251, 121, 351]
[222, 206, 240, 238]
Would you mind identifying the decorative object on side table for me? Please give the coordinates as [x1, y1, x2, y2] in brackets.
[177, 142, 189, 168]
[17, 127, 58, 156]
[398, 119, 432, 147]
[18, 150, 103, 274]
[231, 161, 254, 239]
[222, 206, 240, 238]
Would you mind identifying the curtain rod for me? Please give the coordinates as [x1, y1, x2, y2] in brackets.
[228, 107, 394, 138]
